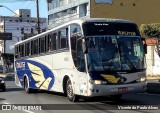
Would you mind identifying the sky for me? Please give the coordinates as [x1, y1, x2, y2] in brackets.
[0, 0, 47, 18]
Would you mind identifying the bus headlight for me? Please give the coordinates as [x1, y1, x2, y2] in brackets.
[136, 77, 146, 82]
[1, 80, 5, 83]
[89, 80, 107, 85]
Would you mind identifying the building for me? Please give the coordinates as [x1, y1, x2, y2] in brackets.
[48, 0, 160, 28]
[48, 0, 90, 29]
[48, 0, 160, 76]
[0, 9, 47, 54]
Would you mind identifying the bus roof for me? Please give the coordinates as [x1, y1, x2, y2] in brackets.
[15, 18, 134, 46]
[83, 18, 134, 23]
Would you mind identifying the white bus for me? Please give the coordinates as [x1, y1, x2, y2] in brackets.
[14, 18, 147, 102]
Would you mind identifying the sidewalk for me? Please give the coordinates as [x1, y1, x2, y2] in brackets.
[0, 72, 15, 78]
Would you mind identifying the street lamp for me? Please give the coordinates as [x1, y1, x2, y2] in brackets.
[0, 5, 19, 53]
[0, 5, 19, 16]
[0, 5, 18, 73]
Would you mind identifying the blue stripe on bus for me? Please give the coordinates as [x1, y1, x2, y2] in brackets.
[15, 60, 55, 90]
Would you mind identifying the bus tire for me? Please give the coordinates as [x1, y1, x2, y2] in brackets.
[66, 79, 79, 102]
[24, 77, 32, 93]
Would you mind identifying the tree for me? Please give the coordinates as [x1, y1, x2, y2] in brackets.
[140, 23, 160, 38]
[140, 23, 160, 57]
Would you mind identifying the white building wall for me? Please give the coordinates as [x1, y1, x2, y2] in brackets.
[146, 46, 154, 76]
[4, 21, 47, 54]
[0, 9, 47, 54]
[146, 45, 160, 76]
[153, 47, 160, 75]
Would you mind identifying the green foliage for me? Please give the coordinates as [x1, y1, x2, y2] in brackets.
[140, 23, 160, 38]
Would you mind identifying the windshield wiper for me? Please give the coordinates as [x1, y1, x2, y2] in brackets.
[118, 44, 137, 71]
[123, 53, 137, 71]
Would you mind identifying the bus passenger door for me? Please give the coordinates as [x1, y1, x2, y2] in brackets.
[76, 39, 88, 96]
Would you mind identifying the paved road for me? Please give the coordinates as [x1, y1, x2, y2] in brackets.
[0, 77, 160, 113]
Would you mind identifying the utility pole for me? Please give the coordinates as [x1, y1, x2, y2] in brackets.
[36, 0, 40, 34]
[3, 16, 6, 73]
[3, 16, 6, 53]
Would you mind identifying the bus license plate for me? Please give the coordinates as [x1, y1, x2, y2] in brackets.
[118, 87, 128, 92]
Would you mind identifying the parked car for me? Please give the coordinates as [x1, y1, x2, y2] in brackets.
[0, 77, 6, 91]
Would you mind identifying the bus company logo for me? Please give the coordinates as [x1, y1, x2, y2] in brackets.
[16, 62, 25, 68]
[101, 74, 127, 84]
[118, 31, 136, 36]
[27, 61, 55, 90]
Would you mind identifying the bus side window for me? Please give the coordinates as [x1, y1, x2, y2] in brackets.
[62, 28, 68, 49]
[31, 41, 34, 55]
[57, 31, 61, 49]
[58, 27, 68, 50]
[71, 35, 77, 67]
[25, 42, 30, 56]
[52, 33, 57, 51]
[77, 39, 86, 72]
[47, 34, 51, 52]
[40, 37, 45, 53]
[15, 45, 20, 59]
[70, 24, 82, 68]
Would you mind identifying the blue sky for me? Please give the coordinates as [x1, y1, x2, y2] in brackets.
[0, 0, 47, 18]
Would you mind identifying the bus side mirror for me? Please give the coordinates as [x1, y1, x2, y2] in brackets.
[82, 42, 88, 54]
[15, 54, 18, 59]
[144, 44, 147, 54]
[141, 38, 147, 54]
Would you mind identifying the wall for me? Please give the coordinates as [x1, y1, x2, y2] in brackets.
[90, 0, 160, 26]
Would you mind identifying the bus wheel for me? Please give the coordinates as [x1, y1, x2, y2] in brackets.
[24, 78, 32, 93]
[66, 79, 79, 102]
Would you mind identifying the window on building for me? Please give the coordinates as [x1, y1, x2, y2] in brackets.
[31, 28, 34, 34]
[21, 28, 24, 34]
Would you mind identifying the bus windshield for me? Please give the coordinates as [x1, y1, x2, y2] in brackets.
[86, 36, 145, 72]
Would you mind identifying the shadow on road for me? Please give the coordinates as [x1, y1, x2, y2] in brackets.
[78, 96, 144, 105]
[147, 83, 160, 94]
[4, 75, 15, 81]
[0, 98, 6, 101]
[5, 87, 24, 92]
[38, 90, 66, 97]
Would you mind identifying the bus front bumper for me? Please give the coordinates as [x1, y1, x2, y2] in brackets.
[87, 82, 147, 97]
